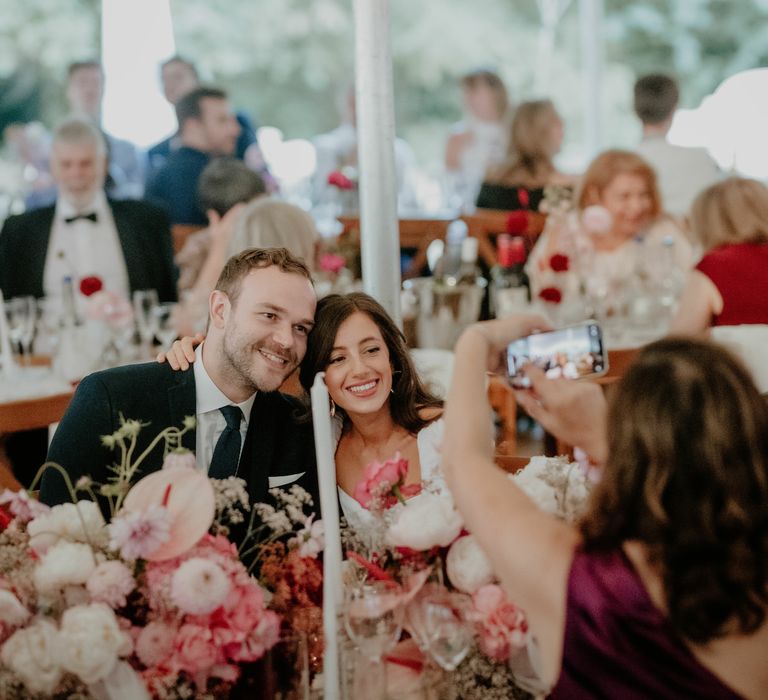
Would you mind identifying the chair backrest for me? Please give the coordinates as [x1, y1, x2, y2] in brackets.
[171, 224, 206, 254]
[711, 324, 768, 394]
[462, 208, 547, 267]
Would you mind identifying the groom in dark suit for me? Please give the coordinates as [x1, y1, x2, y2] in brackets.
[41, 248, 319, 511]
[0, 117, 176, 303]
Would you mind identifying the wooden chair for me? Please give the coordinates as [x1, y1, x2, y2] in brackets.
[171, 224, 206, 255]
[462, 208, 547, 268]
[337, 216, 453, 278]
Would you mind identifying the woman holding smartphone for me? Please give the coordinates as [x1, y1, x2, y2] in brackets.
[443, 316, 768, 699]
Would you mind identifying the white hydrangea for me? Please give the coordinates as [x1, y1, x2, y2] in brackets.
[27, 500, 107, 553]
[33, 541, 97, 595]
[1, 618, 62, 694]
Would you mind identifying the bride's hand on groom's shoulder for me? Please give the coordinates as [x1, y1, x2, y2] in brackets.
[156, 333, 204, 371]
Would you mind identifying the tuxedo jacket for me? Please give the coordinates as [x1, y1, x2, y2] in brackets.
[41, 362, 319, 514]
[0, 199, 177, 302]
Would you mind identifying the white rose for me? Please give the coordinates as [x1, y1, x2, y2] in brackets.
[34, 541, 96, 595]
[1, 618, 62, 694]
[386, 494, 463, 550]
[0, 589, 30, 627]
[59, 603, 132, 684]
[446, 535, 495, 594]
[28, 501, 107, 553]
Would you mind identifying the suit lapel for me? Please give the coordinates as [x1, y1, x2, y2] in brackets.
[241, 393, 274, 504]
[111, 201, 144, 294]
[167, 367, 197, 452]
[28, 209, 56, 298]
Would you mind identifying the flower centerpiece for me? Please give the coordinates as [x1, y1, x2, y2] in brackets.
[0, 418, 325, 699]
[340, 454, 593, 699]
[326, 166, 359, 214]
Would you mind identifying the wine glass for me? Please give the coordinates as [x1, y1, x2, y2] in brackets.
[344, 581, 403, 699]
[422, 592, 473, 672]
[132, 289, 159, 356]
[5, 296, 37, 364]
[153, 303, 178, 350]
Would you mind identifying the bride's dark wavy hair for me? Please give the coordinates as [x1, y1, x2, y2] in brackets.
[299, 293, 442, 433]
[580, 337, 768, 644]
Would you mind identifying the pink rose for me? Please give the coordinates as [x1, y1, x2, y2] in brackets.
[225, 583, 267, 633]
[353, 454, 411, 510]
[136, 621, 177, 667]
[470, 584, 529, 662]
[173, 624, 220, 675]
[229, 610, 281, 662]
[319, 252, 347, 274]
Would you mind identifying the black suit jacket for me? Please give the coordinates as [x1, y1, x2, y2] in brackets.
[41, 362, 319, 516]
[0, 199, 177, 302]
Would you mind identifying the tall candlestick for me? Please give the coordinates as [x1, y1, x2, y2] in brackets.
[311, 372, 343, 699]
[0, 289, 17, 378]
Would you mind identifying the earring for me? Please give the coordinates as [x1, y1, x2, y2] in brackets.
[329, 398, 336, 418]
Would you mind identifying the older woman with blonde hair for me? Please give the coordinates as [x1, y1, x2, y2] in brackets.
[526, 149, 692, 307]
[670, 177, 768, 334]
[476, 99, 572, 211]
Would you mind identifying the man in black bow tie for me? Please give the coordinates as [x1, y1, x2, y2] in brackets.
[0, 117, 177, 487]
[0, 117, 177, 306]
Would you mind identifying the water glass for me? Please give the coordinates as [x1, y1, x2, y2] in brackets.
[421, 593, 472, 672]
[5, 296, 37, 363]
[344, 581, 404, 662]
[132, 289, 160, 352]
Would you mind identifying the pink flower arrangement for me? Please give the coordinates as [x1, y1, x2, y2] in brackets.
[353, 453, 421, 510]
[470, 584, 529, 661]
[319, 252, 347, 275]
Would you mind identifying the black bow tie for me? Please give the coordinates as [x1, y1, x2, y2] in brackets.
[64, 212, 98, 224]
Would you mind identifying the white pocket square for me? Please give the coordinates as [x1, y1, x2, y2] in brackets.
[268, 472, 305, 488]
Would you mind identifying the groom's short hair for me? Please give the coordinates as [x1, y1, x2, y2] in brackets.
[216, 247, 312, 305]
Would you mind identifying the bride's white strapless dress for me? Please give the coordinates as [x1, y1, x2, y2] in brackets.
[335, 418, 446, 532]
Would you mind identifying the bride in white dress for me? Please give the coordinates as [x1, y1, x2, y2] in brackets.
[298, 293, 444, 529]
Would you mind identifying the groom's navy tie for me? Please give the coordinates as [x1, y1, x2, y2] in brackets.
[208, 405, 244, 479]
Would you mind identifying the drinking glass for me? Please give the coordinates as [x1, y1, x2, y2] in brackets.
[5, 296, 37, 364]
[153, 302, 178, 350]
[422, 592, 473, 672]
[132, 289, 159, 355]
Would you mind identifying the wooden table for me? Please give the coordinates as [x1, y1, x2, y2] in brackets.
[0, 359, 76, 490]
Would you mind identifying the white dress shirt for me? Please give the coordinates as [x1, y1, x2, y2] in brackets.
[43, 190, 130, 314]
[192, 343, 256, 474]
[636, 137, 721, 217]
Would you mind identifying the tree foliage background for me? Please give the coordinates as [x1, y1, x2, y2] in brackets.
[1, 0, 767, 168]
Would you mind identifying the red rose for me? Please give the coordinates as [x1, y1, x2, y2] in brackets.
[538, 287, 563, 304]
[327, 171, 355, 190]
[549, 253, 570, 272]
[79, 275, 103, 297]
[505, 210, 529, 235]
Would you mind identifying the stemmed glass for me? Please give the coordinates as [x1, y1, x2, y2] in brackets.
[153, 303, 178, 350]
[344, 581, 404, 699]
[407, 588, 473, 672]
[5, 296, 37, 364]
[132, 289, 159, 357]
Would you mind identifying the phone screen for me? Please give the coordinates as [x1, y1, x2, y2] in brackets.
[506, 322, 606, 388]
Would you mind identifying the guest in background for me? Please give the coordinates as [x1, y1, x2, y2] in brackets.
[311, 85, 418, 210]
[0, 117, 176, 306]
[526, 149, 691, 302]
[23, 61, 146, 210]
[670, 177, 768, 334]
[65, 60, 145, 201]
[444, 318, 768, 699]
[0, 117, 176, 487]
[147, 56, 272, 187]
[634, 73, 720, 220]
[145, 87, 240, 225]
[176, 157, 266, 294]
[476, 99, 572, 211]
[174, 198, 319, 336]
[444, 68, 510, 210]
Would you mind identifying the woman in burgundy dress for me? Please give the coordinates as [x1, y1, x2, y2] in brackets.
[443, 315, 768, 699]
[670, 177, 768, 333]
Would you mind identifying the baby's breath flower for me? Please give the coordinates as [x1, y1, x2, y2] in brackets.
[182, 415, 197, 430]
[100, 434, 117, 449]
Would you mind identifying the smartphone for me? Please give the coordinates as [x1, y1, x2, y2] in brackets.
[506, 321, 607, 388]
